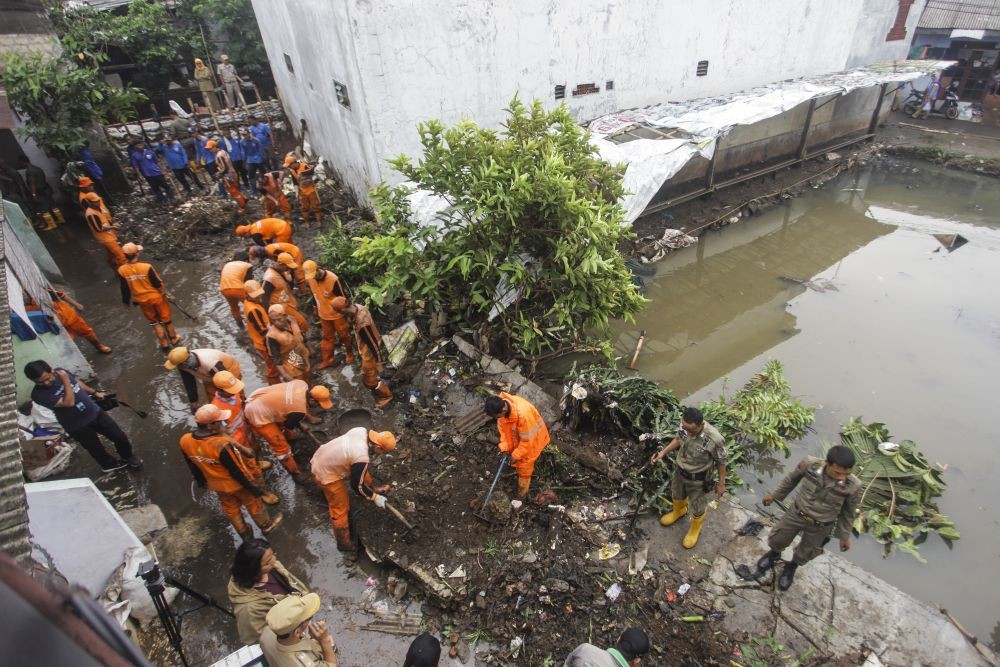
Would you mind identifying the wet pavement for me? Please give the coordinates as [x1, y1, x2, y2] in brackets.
[39, 213, 420, 666]
[614, 161, 1000, 645]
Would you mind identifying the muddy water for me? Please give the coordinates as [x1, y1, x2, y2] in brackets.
[41, 225, 419, 666]
[615, 162, 1000, 644]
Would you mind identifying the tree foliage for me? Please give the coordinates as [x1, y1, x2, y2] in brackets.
[0, 52, 145, 159]
[341, 98, 645, 357]
[183, 0, 271, 79]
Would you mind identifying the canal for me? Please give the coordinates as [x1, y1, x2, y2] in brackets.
[614, 160, 1000, 645]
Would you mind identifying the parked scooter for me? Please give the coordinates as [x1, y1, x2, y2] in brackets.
[903, 81, 960, 119]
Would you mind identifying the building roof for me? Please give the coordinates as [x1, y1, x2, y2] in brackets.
[918, 0, 1000, 31]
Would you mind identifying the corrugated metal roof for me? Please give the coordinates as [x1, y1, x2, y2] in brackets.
[918, 0, 1000, 31]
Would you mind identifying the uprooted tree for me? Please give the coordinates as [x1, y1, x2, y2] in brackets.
[323, 98, 645, 357]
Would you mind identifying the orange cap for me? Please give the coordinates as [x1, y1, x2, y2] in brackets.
[267, 304, 285, 318]
[121, 242, 142, 255]
[368, 430, 397, 451]
[277, 252, 298, 269]
[235, 225, 250, 236]
[330, 296, 348, 311]
[301, 259, 318, 279]
[212, 370, 244, 395]
[78, 176, 93, 187]
[309, 385, 334, 409]
[283, 155, 296, 167]
[195, 403, 231, 425]
[205, 140, 219, 150]
[244, 279, 264, 298]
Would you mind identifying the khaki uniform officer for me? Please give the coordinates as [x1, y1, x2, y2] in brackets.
[259, 593, 338, 667]
[650, 406, 727, 549]
[753, 445, 861, 590]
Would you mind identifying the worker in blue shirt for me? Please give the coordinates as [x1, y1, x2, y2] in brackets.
[130, 141, 176, 205]
[156, 135, 205, 196]
[223, 131, 249, 188]
[241, 129, 265, 192]
[79, 145, 112, 205]
[249, 116, 274, 169]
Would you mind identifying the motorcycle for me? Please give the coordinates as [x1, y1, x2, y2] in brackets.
[903, 82, 960, 120]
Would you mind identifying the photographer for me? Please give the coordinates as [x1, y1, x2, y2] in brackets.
[24, 360, 142, 473]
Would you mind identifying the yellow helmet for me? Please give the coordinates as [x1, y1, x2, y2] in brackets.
[164, 346, 190, 370]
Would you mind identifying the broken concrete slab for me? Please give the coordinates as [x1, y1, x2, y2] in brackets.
[119, 504, 168, 544]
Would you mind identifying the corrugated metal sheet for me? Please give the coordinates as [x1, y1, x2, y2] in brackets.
[918, 0, 1000, 31]
[0, 212, 31, 564]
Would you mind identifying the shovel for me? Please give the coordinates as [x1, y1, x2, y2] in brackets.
[380, 499, 415, 531]
[474, 454, 510, 522]
[166, 295, 199, 322]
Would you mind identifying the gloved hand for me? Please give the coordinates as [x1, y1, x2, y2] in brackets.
[372, 494, 387, 509]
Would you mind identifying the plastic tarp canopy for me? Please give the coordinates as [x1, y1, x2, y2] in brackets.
[586, 60, 955, 223]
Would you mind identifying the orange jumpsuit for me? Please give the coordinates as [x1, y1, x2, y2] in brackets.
[294, 163, 321, 226]
[219, 260, 254, 326]
[266, 320, 312, 385]
[262, 266, 308, 331]
[245, 299, 280, 384]
[50, 292, 99, 345]
[178, 349, 242, 403]
[244, 380, 310, 475]
[118, 260, 176, 348]
[248, 217, 293, 244]
[84, 208, 126, 268]
[263, 242, 305, 288]
[258, 173, 292, 220]
[352, 304, 391, 405]
[308, 270, 353, 366]
[310, 426, 372, 542]
[179, 431, 270, 536]
[212, 390, 263, 480]
[496, 392, 551, 491]
[216, 150, 247, 212]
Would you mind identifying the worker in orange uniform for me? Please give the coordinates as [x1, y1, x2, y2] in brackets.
[235, 217, 293, 246]
[286, 156, 321, 228]
[180, 404, 283, 540]
[262, 254, 308, 331]
[207, 140, 248, 212]
[117, 242, 180, 350]
[47, 288, 112, 354]
[212, 370, 278, 505]
[219, 251, 254, 328]
[311, 428, 396, 551]
[484, 392, 551, 499]
[266, 304, 312, 384]
[81, 193, 126, 268]
[164, 346, 242, 411]
[335, 298, 392, 408]
[249, 243, 305, 291]
[244, 380, 334, 482]
[256, 170, 292, 220]
[78, 176, 109, 213]
[243, 280, 280, 384]
[303, 260, 353, 369]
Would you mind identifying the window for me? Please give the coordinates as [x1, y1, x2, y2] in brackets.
[284, 53, 294, 74]
[696, 60, 709, 77]
[606, 80, 615, 91]
[554, 84, 566, 100]
[334, 80, 351, 109]
[885, 0, 914, 42]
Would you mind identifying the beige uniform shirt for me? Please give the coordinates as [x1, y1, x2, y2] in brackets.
[773, 456, 861, 539]
[259, 627, 333, 667]
[675, 422, 727, 473]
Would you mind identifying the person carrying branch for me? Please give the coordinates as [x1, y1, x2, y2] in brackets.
[649, 406, 727, 549]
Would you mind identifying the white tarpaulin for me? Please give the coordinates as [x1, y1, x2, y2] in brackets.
[587, 60, 955, 223]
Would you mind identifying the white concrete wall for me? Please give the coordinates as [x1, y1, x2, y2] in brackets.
[254, 0, 921, 200]
[248, 0, 381, 201]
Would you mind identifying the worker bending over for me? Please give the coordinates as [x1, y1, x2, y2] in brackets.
[484, 392, 551, 499]
[311, 427, 396, 551]
[285, 156, 321, 227]
[165, 346, 242, 412]
[243, 280, 280, 384]
[207, 140, 248, 212]
[244, 380, 333, 482]
[250, 243, 305, 290]
[266, 304, 312, 384]
[117, 242, 180, 350]
[262, 255, 308, 331]
[212, 371, 278, 505]
[303, 260, 353, 369]
[220, 251, 254, 328]
[256, 170, 292, 220]
[236, 217, 293, 246]
[47, 288, 112, 354]
[334, 298, 391, 408]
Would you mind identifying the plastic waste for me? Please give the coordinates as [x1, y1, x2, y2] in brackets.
[598, 543, 621, 560]
[605, 582, 622, 601]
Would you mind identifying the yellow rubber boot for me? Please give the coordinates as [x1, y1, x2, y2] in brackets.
[660, 498, 688, 526]
[683, 513, 706, 549]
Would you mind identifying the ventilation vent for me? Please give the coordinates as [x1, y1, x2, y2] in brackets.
[696, 60, 709, 76]
[606, 80, 614, 91]
[555, 84, 566, 100]
[284, 53, 294, 74]
[334, 80, 351, 109]
[572, 83, 599, 97]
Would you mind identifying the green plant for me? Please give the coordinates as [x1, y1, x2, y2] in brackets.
[483, 539, 499, 557]
[315, 217, 379, 290]
[183, 0, 271, 79]
[352, 98, 646, 356]
[464, 629, 492, 645]
[0, 52, 145, 159]
[739, 637, 815, 667]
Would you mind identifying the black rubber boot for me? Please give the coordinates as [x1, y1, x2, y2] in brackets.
[755, 550, 779, 575]
[778, 562, 799, 591]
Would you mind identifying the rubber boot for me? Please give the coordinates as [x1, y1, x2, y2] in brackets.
[317, 340, 336, 369]
[659, 498, 688, 526]
[682, 512, 706, 549]
[258, 511, 284, 534]
[40, 213, 57, 231]
[229, 515, 250, 540]
[344, 350, 356, 365]
[86, 335, 112, 354]
[52, 208, 65, 224]
[755, 550, 779, 576]
[153, 324, 171, 350]
[373, 381, 393, 409]
[517, 476, 531, 499]
[164, 321, 181, 345]
[334, 526, 354, 552]
[778, 562, 798, 591]
[278, 456, 300, 476]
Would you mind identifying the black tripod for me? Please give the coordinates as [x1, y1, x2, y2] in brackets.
[138, 560, 234, 666]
